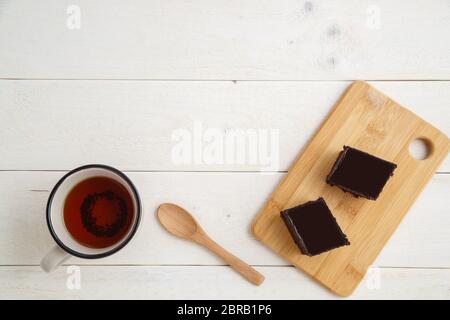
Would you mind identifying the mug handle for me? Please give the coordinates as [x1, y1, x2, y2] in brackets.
[40, 245, 71, 272]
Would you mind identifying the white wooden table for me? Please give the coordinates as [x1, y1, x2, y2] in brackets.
[0, 0, 449, 299]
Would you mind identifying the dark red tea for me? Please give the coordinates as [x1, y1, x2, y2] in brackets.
[63, 176, 134, 248]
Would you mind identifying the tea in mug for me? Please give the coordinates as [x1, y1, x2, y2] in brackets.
[63, 176, 134, 248]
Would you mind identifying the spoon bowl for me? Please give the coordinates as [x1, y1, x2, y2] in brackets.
[157, 203, 200, 239]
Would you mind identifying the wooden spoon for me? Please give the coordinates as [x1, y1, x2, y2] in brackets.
[157, 203, 264, 286]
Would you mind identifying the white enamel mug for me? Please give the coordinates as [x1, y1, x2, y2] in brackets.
[40, 164, 142, 272]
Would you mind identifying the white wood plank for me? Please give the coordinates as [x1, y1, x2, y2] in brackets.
[0, 0, 449, 80]
[0, 80, 448, 171]
[0, 171, 448, 267]
[0, 266, 448, 299]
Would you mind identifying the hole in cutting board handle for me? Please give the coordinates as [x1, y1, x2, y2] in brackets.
[409, 138, 433, 160]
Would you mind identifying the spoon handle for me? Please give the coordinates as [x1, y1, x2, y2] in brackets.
[195, 234, 265, 286]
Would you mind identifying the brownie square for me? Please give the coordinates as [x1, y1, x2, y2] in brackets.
[326, 146, 397, 200]
[280, 198, 350, 256]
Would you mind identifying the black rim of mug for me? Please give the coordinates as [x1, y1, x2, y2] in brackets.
[46, 164, 142, 259]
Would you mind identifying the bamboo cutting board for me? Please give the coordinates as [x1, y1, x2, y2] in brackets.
[252, 81, 450, 297]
